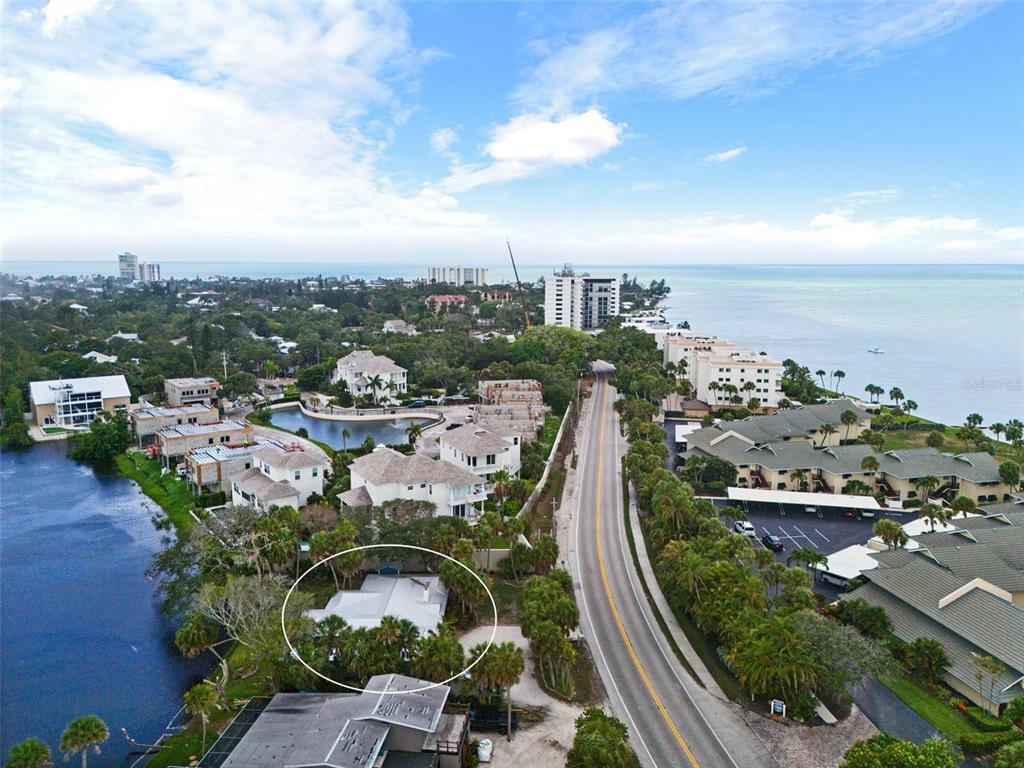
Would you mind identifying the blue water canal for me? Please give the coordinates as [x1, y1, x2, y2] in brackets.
[0, 441, 208, 767]
[269, 408, 429, 449]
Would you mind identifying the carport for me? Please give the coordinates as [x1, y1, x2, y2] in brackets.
[726, 487, 882, 519]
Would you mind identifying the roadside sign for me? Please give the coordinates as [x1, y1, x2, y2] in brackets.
[770, 699, 786, 717]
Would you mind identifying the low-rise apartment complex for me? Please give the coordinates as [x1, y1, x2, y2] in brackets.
[340, 446, 489, 520]
[186, 440, 283, 493]
[331, 350, 407, 402]
[156, 420, 253, 462]
[164, 377, 220, 406]
[29, 375, 131, 429]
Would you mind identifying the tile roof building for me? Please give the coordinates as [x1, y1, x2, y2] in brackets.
[438, 423, 521, 479]
[230, 445, 327, 510]
[341, 446, 489, 520]
[331, 350, 408, 403]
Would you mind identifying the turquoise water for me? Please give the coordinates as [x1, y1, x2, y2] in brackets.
[4, 261, 1021, 425]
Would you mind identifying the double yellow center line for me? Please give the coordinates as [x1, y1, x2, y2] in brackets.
[592, 380, 701, 768]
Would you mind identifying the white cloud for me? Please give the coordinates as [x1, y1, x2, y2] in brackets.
[40, 0, 101, 37]
[514, 2, 992, 112]
[704, 146, 746, 163]
[0, 77, 24, 110]
[85, 165, 158, 193]
[430, 127, 458, 157]
[441, 109, 624, 191]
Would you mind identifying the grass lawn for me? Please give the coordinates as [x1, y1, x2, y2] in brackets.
[881, 675, 980, 742]
[116, 452, 196, 532]
[42, 426, 77, 434]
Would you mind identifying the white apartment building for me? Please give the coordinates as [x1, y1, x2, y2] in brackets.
[340, 446, 490, 520]
[164, 377, 220, 406]
[664, 333, 784, 408]
[438, 423, 521, 479]
[231, 446, 325, 509]
[117, 252, 160, 282]
[427, 266, 490, 286]
[331, 350, 407, 401]
[543, 266, 620, 331]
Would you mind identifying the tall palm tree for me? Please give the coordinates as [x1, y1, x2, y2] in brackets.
[991, 422, 1007, 443]
[914, 475, 940, 502]
[816, 370, 827, 388]
[183, 682, 219, 754]
[707, 381, 720, 407]
[840, 409, 858, 443]
[833, 369, 846, 393]
[366, 374, 384, 404]
[889, 387, 904, 407]
[861, 455, 879, 474]
[476, 641, 526, 741]
[406, 422, 423, 446]
[341, 427, 351, 451]
[917, 502, 946, 532]
[6, 737, 53, 768]
[491, 469, 512, 506]
[817, 423, 837, 447]
[60, 716, 108, 768]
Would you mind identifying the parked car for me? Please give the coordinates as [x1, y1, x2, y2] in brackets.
[445, 422, 461, 431]
[761, 534, 784, 551]
[733, 520, 756, 537]
[407, 399, 426, 408]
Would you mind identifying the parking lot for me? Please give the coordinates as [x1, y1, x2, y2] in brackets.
[731, 505, 913, 598]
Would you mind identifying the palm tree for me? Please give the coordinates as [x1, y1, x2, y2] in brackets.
[833, 369, 846, 393]
[491, 469, 512, 506]
[366, 374, 384, 404]
[844, 479, 871, 496]
[889, 387, 904, 407]
[406, 422, 423, 446]
[473, 642, 526, 741]
[183, 682, 219, 754]
[341, 427, 351, 451]
[175, 612, 230, 696]
[788, 468, 808, 491]
[950, 495, 977, 518]
[411, 625, 465, 681]
[840, 409, 858, 443]
[816, 369, 827, 388]
[532, 534, 558, 574]
[917, 502, 946, 532]
[873, 518, 908, 550]
[914, 475, 940, 502]
[966, 413, 984, 428]
[991, 422, 1007, 443]
[861, 455, 879, 474]
[817, 423, 837, 447]
[60, 716, 108, 768]
[707, 381, 720, 407]
[6, 738, 53, 768]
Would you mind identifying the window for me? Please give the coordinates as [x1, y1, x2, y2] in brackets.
[208, 438, 214, 444]
[486, 454, 496, 465]
[407, 485, 414, 491]
[294, 470, 301, 481]
[312, 467, 318, 477]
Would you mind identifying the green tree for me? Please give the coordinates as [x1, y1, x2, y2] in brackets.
[994, 741, 1024, 768]
[1, 386, 34, 448]
[999, 461, 1020, 492]
[175, 612, 230, 696]
[5, 738, 53, 768]
[406, 422, 423, 445]
[913, 475, 940, 502]
[840, 733, 958, 768]
[341, 427, 351, 450]
[411, 625, 464, 682]
[566, 708, 641, 768]
[818, 423, 837, 447]
[182, 682, 219, 753]
[904, 638, 949, 683]
[471, 641, 526, 741]
[873, 519, 908, 550]
[917, 502, 947, 532]
[59, 716, 109, 768]
[926, 430, 945, 449]
[68, 411, 131, 464]
[841, 409, 859, 442]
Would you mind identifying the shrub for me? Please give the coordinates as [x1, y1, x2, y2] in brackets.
[197, 490, 227, 508]
[994, 740, 1024, 768]
[959, 730, 1024, 756]
[964, 706, 1012, 732]
[902, 498, 923, 509]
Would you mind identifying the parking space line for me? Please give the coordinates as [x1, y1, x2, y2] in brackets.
[814, 528, 830, 543]
[791, 524, 816, 546]
[776, 526, 800, 544]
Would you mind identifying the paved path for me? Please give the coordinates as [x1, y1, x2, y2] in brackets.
[568, 370, 777, 768]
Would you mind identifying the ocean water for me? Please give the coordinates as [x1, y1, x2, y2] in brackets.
[0, 442, 208, 767]
[3, 260, 1021, 425]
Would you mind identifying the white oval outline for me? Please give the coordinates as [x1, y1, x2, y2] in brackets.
[280, 543, 498, 694]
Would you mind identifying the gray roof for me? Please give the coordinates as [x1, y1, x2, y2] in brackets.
[253, 446, 323, 469]
[132, 403, 217, 421]
[335, 350, 406, 377]
[158, 419, 250, 438]
[873, 545, 1024, 594]
[847, 582, 1023, 704]
[338, 485, 373, 508]
[699, 398, 870, 443]
[233, 467, 298, 501]
[979, 499, 1024, 516]
[875, 448, 1002, 483]
[350, 447, 483, 488]
[856, 557, 1024, 674]
[215, 675, 450, 768]
[689, 435, 875, 474]
[438, 423, 513, 456]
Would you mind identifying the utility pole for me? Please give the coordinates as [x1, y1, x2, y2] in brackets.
[222, 350, 229, 379]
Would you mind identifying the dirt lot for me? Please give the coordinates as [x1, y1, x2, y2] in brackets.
[459, 625, 598, 767]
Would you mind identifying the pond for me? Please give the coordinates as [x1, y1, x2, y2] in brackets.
[269, 408, 429, 449]
[0, 441, 208, 767]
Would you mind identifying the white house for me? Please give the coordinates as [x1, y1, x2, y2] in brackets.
[250, 446, 325, 506]
[29, 375, 131, 428]
[230, 468, 300, 512]
[383, 319, 418, 336]
[340, 446, 489, 520]
[106, 331, 140, 343]
[438, 423, 521, 479]
[82, 351, 118, 364]
[305, 574, 448, 636]
[331, 350, 407, 402]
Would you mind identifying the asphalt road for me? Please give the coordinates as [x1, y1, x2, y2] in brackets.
[570, 370, 775, 768]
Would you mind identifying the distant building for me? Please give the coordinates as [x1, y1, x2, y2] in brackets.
[543, 265, 619, 331]
[164, 377, 220, 406]
[340, 446, 489, 520]
[188, 674, 468, 768]
[331, 351, 407, 401]
[382, 318, 418, 336]
[427, 265, 489, 286]
[306, 574, 448, 636]
[478, 379, 543, 406]
[479, 290, 511, 302]
[117, 252, 160, 282]
[106, 330, 140, 343]
[157, 420, 253, 462]
[29, 375, 131, 429]
[439, 423, 521, 479]
[131, 403, 220, 444]
[424, 294, 467, 314]
[82, 351, 118, 364]
[137, 262, 161, 282]
[663, 332, 784, 408]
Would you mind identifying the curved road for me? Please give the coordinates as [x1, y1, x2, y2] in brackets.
[569, 369, 776, 768]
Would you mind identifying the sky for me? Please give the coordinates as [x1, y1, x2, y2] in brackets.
[1, 0, 1022, 266]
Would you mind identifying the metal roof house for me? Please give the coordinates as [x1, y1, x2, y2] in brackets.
[305, 575, 449, 636]
[29, 375, 131, 429]
[187, 674, 468, 768]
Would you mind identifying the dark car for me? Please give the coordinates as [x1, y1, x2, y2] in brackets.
[445, 422, 461, 431]
[407, 399, 426, 408]
[761, 534, 784, 551]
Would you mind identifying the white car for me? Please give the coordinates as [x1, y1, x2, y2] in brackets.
[733, 520, 756, 538]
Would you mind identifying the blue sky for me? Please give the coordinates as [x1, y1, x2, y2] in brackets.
[1, 0, 1021, 265]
